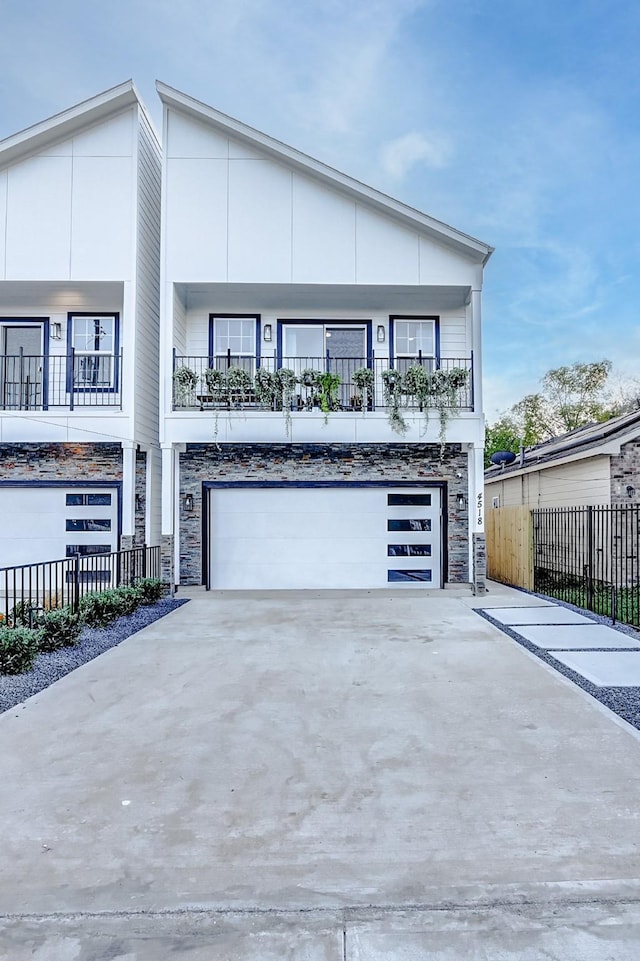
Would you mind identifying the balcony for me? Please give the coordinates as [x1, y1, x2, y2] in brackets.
[0, 352, 123, 411]
[171, 353, 474, 415]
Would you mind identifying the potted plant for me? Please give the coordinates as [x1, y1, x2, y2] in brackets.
[173, 366, 198, 405]
[316, 371, 341, 424]
[352, 367, 374, 411]
[381, 368, 408, 435]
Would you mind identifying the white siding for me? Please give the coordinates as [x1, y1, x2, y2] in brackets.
[439, 308, 468, 357]
[1, 109, 137, 283]
[486, 457, 611, 509]
[356, 205, 420, 285]
[228, 160, 292, 283]
[165, 159, 228, 281]
[292, 176, 356, 283]
[162, 111, 481, 290]
[133, 111, 162, 447]
[6, 157, 73, 279]
[173, 288, 187, 354]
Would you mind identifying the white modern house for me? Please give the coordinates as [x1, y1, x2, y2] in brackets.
[158, 83, 493, 591]
[0, 82, 161, 568]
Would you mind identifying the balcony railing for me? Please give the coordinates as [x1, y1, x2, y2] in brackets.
[172, 352, 474, 413]
[0, 351, 123, 410]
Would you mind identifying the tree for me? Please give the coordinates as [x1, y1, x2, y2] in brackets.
[485, 359, 629, 468]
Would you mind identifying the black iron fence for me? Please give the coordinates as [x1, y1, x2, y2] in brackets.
[0, 351, 123, 410]
[172, 352, 474, 412]
[533, 505, 640, 626]
[0, 545, 160, 626]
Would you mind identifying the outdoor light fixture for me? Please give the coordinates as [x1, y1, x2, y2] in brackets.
[51, 322, 62, 340]
[456, 492, 466, 511]
[183, 493, 195, 512]
[263, 324, 272, 342]
[377, 325, 386, 343]
[627, 485, 635, 499]
[135, 493, 142, 511]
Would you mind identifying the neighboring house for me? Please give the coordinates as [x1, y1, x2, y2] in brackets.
[158, 83, 493, 591]
[0, 82, 162, 568]
[485, 408, 640, 508]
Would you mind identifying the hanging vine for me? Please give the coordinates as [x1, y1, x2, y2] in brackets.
[381, 368, 408, 435]
[352, 367, 374, 413]
[275, 368, 298, 438]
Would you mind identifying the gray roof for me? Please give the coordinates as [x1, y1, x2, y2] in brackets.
[485, 407, 640, 480]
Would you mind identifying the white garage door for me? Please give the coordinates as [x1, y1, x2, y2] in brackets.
[208, 487, 441, 589]
[0, 487, 118, 569]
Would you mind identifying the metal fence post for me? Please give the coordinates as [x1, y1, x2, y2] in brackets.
[586, 505, 594, 612]
[73, 553, 80, 614]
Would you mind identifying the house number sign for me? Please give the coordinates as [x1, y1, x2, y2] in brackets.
[477, 492, 483, 528]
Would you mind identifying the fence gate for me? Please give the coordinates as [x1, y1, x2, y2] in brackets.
[486, 506, 533, 590]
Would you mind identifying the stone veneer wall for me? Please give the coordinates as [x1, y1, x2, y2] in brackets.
[135, 449, 146, 545]
[472, 533, 487, 595]
[611, 440, 640, 504]
[0, 443, 146, 551]
[176, 443, 471, 588]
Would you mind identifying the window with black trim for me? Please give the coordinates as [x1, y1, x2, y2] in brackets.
[209, 314, 258, 373]
[65, 493, 112, 506]
[65, 519, 111, 532]
[391, 316, 438, 372]
[69, 314, 119, 390]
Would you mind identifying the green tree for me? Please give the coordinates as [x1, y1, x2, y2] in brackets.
[486, 360, 626, 466]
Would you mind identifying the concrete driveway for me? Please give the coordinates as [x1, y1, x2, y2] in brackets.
[3, 584, 640, 959]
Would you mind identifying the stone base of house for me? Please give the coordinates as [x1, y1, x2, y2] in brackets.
[176, 442, 471, 588]
[472, 532, 487, 595]
[161, 534, 175, 593]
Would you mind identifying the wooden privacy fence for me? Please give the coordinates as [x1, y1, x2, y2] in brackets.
[485, 506, 533, 590]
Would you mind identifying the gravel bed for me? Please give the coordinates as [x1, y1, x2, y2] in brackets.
[0, 598, 189, 716]
[478, 589, 640, 731]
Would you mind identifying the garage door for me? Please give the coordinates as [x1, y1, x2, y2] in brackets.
[0, 486, 118, 569]
[208, 487, 441, 589]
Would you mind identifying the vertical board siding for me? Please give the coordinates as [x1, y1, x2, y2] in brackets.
[133, 111, 162, 447]
[485, 506, 533, 590]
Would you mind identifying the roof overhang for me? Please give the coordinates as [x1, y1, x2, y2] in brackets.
[0, 81, 155, 171]
[157, 81, 494, 266]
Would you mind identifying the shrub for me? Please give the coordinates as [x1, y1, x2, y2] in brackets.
[116, 586, 143, 616]
[37, 607, 83, 652]
[0, 626, 41, 675]
[8, 599, 35, 628]
[79, 589, 127, 628]
[134, 578, 164, 605]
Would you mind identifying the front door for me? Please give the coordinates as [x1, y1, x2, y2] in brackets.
[1, 325, 44, 410]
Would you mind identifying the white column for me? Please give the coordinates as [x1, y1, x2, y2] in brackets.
[470, 443, 485, 535]
[121, 441, 136, 538]
[161, 444, 176, 536]
[470, 287, 483, 415]
[145, 446, 161, 546]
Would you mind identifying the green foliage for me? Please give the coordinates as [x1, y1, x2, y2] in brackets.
[134, 578, 164, 605]
[173, 366, 198, 401]
[37, 607, 83, 652]
[0, 626, 41, 675]
[484, 415, 521, 468]
[352, 367, 374, 409]
[8, 599, 34, 628]
[381, 369, 408, 435]
[486, 360, 626, 460]
[316, 372, 341, 422]
[79, 587, 141, 627]
[204, 367, 225, 395]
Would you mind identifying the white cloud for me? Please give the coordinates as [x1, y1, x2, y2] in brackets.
[379, 131, 451, 179]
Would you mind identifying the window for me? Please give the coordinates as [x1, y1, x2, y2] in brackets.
[388, 569, 433, 583]
[388, 493, 432, 507]
[390, 316, 438, 371]
[66, 493, 112, 506]
[66, 544, 111, 557]
[65, 519, 111, 532]
[209, 315, 258, 374]
[68, 313, 119, 391]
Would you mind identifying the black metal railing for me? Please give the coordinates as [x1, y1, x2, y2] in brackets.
[0, 351, 123, 410]
[172, 352, 474, 412]
[533, 505, 640, 627]
[0, 545, 160, 626]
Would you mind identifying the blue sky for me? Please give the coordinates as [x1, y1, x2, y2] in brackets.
[1, 0, 638, 419]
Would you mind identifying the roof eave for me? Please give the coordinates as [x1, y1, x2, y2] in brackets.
[0, 81, 142, 170]
[156, 81, 493, 265]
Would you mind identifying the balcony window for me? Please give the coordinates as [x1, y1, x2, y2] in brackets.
[209, 315, 259, 373]
[390, 316, 439, 372]
[68, 313, 119, 391]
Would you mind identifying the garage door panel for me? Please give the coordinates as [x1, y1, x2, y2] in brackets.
[0, 487, 117, 569]
[209, 486, 442, 590]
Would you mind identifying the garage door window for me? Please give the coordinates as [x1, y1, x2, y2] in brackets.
[65, 493, 112, 506]
[66, 519, 111, 532]
[66, 544, 111, 556]
[388, 569, 433, 583]
[388, 519, 431, 532]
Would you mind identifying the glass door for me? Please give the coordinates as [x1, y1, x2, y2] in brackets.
[2, 325, 43, 409]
